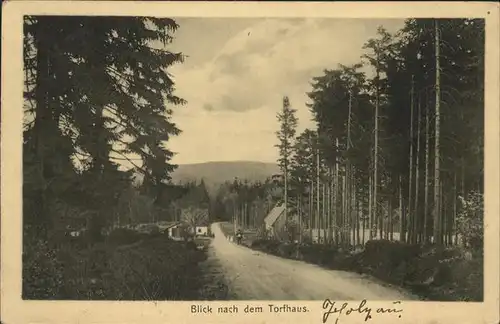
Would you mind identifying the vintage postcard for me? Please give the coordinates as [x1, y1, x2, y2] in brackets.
[1, 1, 499, 324]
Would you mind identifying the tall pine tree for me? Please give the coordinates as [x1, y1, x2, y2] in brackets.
[275, 96, 298, 222]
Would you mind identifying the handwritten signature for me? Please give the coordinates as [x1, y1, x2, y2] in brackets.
[322, 299, 403, 323]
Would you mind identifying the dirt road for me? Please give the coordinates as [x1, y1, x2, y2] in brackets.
[210, 222, 418, 300]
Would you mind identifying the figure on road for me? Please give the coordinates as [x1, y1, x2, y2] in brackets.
[236, 228, 243, 245]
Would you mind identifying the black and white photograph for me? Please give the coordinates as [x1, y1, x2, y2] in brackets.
[1, 2, 499, 324]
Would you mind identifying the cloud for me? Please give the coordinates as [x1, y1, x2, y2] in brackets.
[168, 105, 281, 164]
[167, 18, 405, 163]
[172, 18, 403, 114]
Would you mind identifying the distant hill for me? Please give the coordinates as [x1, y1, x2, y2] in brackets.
[171, 161, 280, 191]
[132, 161, 280, 196]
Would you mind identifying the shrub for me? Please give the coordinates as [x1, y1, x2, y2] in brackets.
[23, 234, 209, 300]
[277, 242, 296, 259]
[22, 239, 65, 299]
[457, 191, 483, 251]
[419, 246, 483, 301]
[360, 240, 422, 284]
[298, 244, 337, 267]
[251, 239, 268, 250]
[107, 228, 142, 246]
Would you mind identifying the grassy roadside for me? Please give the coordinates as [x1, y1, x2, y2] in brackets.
[246, 238, 483, 302]
[218, 223, 482, 302]
[22, 229, 215, 300]
[196, 247, 232, 300]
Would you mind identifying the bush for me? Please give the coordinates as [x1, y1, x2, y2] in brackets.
[361, 240, 421, 284]
[449, 255, 483, 301]
[247, 237, 482, 301]
[23, 234, 208, 300]
[251, 239, 282, 254]
[298, 244, 333, 265]
[22, 239, 65, 299]
[277, 242, 296, 258]
[250, 239, 266, 249]
[107, 228, 142, 246]
[457, 191, 483, 251]
[415, 246, 483, 301]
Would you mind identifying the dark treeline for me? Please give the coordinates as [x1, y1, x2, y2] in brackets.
[212, 177, 282, 232]
[224, 18, 484, 251]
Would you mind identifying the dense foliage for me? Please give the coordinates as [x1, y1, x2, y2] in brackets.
[22, 16, 202, 299]
[23, 233, 207, 300]
[212, 177, 281, 230]
[23, 16, 185, 241]
[221, 18, 484, 250]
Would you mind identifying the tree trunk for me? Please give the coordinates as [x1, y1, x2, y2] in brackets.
[341, 175, 346, 245]
[424, 99, 430, 243]
[245, 203, 248, 229]
[373, 53, 380, 242]
[389, 197, 393, 240]
[433, 19, 442, 245]
[355, 191, 360, 245]
[354, 197, 358, 245]
[33, 20, 53, 237]
[323, 181, 327, 244]
[298, 194, 302, 243]
[399, 175, 404, 242]
[309, 181, 313, 241]
[378, 195, 383, 240]
[453, 171, 458, 245]
[385, 200, 389, 240]
[414, 98, 421, 244]
[327, 169, 332, 245]
[284, 163, 288, 231]
[347, 90, 353, 245]
[450, 173, 457, 245]
[408, 75, 415, 244]
[440, 182, 445, 245]
[334, 141, 340, 245]
[362, 195, 366, 245]
[316, 147, 320, 243]
[369, 172, 373, 240]
[327, 167, 333, 244]
[233, 200, 237, 234]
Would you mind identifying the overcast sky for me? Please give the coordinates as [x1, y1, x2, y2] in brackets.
[164, 18, 405, 165]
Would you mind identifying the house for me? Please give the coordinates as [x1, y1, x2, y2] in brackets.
[195, 226, 209, 236]
[159, 221, 184, 240]
[264, 204, 285, 232]
[158, 221, 181, 232]
[264, 203, 299, 241]
[192, 215, 211, 236]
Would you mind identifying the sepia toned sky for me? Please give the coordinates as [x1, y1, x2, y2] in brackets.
[164, 18, 405, 165]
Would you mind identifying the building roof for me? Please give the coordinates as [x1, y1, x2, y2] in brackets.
[157, 221, 183, 231]
[264, 204, 285, 227]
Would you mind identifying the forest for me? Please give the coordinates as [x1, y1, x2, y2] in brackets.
[21, 16, 219, 300]
[216, 18, 484, 249]
[23, 16, 188, 240]
[214, 18, 484, 301]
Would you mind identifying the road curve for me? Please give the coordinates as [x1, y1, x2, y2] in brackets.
[210, 222, 418, 301]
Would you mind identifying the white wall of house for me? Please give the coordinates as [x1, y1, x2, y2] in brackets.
[195, 226, 209, 236]
[167, 225, 182, 238]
